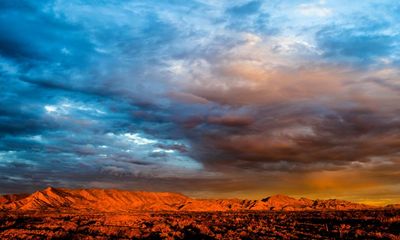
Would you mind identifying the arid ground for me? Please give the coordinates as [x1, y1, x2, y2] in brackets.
[1, 210, 399, 239]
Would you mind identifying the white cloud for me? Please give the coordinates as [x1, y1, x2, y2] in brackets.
[298, 2, 332, 17]
[44, 100, 105, 116]
[153, 148, 174, 153]
[243, 33, 262, 45]
[44, 105, 57, 113]
[123, 133, 157, 145]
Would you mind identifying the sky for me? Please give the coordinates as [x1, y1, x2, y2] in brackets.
[0, 0, 399, 205]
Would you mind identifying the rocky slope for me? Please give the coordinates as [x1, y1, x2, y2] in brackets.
[0, 187, 189, 212]
[0, 187, 377, 212]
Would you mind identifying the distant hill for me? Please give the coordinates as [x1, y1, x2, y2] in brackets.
[0, 187, 378, 212]
[384, 204, 400, 209]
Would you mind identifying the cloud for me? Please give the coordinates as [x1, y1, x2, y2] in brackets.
[226, 1, 262, 16]
[0, 0, 399, 203]
[0, 1, 94, 65]
[225, 1, 274, 34]
[298, 2, 332, 17]
[316, 20, 399, 64]
[207, 115, 253, 127]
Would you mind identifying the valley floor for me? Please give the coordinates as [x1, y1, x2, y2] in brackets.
[0, 210, 399, 239]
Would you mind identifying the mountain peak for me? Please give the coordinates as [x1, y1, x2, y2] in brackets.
[262, 194, 296, 202]
[42, 186, 58, 194]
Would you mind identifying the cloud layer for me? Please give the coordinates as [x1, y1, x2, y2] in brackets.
[0, 0, 399, 204]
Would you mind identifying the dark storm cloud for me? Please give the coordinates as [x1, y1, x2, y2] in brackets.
[0, 0, 94, 65]
[182, 103, 400, 171]
[207, 115, 253, 127]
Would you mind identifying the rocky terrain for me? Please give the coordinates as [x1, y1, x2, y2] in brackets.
[1, 210, 399, 239]
[0, 187, 377, 212]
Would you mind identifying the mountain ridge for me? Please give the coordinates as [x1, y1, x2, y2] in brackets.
[0, 187, 386, 212]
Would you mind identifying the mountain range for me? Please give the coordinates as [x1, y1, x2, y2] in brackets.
[0, 187, 393, 212]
